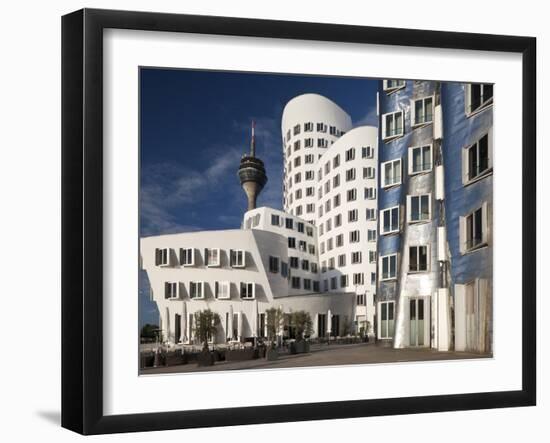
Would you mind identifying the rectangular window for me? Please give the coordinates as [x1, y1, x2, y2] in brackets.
[383, 79, 405, 92]
[293, 124, 301, 135]
[325, 200, 331, 213]
[308, 244, 315, 255]
[294, 156, 301, 167]
[348, 209, 358, 222]
[190, 281, 205, 299]
[303, 279, 312, 290]
[313, 281, 320, 292]
[324, 181, 331, 194]
[288, 237, 296, 248]
[338, 254, 346, 267]
[179, 248, 195, 266]
[370, 272, 376, 285]
[240, 282, 256, 299]
[304, 122, 313, 132]
[327, 238, 333, 251]
[290, 257, 299, 268]
[347, 189, 357, 202]
[231, 249, 245, 268]
[466, 83, 493, 114]
[317, 122, 327, 132]
[333, 155, 340, 168]
[330, 277, 337, 290]
[379, 301, 395, 339]
[349, 230, 360, 243]
[165, 282, 178, 299]
[328, 257, 335, 270]
[351, 251, 362, 264]
[362, 146, 374, 158]
[295, 189, 302, 200]
[205, 248, 220, 267]
[301, 259, 310, 271]
[335, 214, 342, 228]
[317, 138, 328, 148]
[345, 148, 355, 161]
[341, 275, 348, 288]
[463, 132, 492, 183]
[305, 154, 314, 164]
[269, 256, 280, 273]
[295, 206, 303, 216]
[332, 175, 340, 189]
[460, 203, 489, 253]
[408, 194, 431, 223]
[306, 226, 314, 237]
[368, 229, 377, 242]
[285, 218, 294, 229]
[297, 222, 304, 233]
[215, 281, 231, 300]
[329, 126, 337, 135]
[294, 140, 301, 151]
[281, 262, 289, 278]
[364, 187, 376, 200]
[271, 214, 280, 226]
[155, 248, 170, 266]
[382, 111, 404, 140]
[382, 159, 402, 187]
[345, 168, 356, 181]
[306, 204, 315, 213]
[299, 240, 307, 251]
[311, 263, 318, 273]
[304, 138, 314, 148]
[369, 251, 377, 263]
[335, 234, 343, 248]
[294, 173, 301, 184]
[409, 245, 429, 272]
[363, 167, 375, 179]
[306, 187, 314, 197]
[366, 208, 376, 220]
[412, 96, 434, 126]
[353, 273, 364, 285]
[381, 206, 400, 234]
[409, 145, 433, 174]
[333, 194, 341, 208]
[381, 254, 397, 280]
[291, 277, 301, 289]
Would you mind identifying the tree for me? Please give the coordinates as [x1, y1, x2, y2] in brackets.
[140, 323, 160, 342]
[290, 311, 313, 340]
[192, 309, 221, 351]
[265, 307, 284, 347]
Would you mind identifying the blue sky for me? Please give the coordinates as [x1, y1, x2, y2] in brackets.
[139, 68, 379, 327]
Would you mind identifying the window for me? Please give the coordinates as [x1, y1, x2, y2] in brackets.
[371, 272, 376, 285]
[301, 259, 310, 271]
[381, 254, 397, 280]
[381, 206, 400, 234]
[308, 244, 315, 255]
[327, 238, 333, 251]
[286, 129, 291, 141]
[368, 229, 377, 242]
[345, 148, 355, 161]
[336, 233, 343, 247]
[460, 203, 490, 253]
[316, 122, 326, 132]
[349, 230, 360, 243]
[338, 254, 346, 266]
[311, 263, 318, 273]
[215, 281, 231, 299]
[323, 280, 329, 291]
[369, 251, 377, 263]
[293, 124, 301, 135]
[304, 279, 312, 290]
[383, 79, 405, 92]
[325, 199, 331, 213]
[333, 194, 341, 208]
[240, 282, 256, 299]
[328, 257, 335, 270]
[409, 145, 433, 174]
[294, 173, 301, 184]
[324, 162, 330, 175]
[330, 277, 338, 290]
[294, 156, 301, 167]
[345, 168, 356, 181]
[362, 146, 374, 158]
[366, 208, 376, 220]
[179, 248, 195, 266]
[379, 301, 395, 339]
[335, 214, 342, 228]
[299, 240, 307, 251]
[465, 83, 493, 115]
[291, 277, 301, 289]
[285, 218, 294, 229]
[408, 194, 431, 223]
[319, 224, 324, 236]
[294, 140, 301, 151]
[313, 281, 320, 292]
[348, 209, 358, 222]
[205, 248, 220, 267]
[306, 226, 314, 237]
[155, 248, 170, 266]
[341, 275, 349, 288]
[190, 281, 205, 299]
[271, 214, 280, 226]
[409, 246, 429, 272]
[164, 282, 178, 299]
[306, 187, 314, 196]
[351, 251, 362, 264]
[294, 189, 302, 200]
[382, 111, 404, 140]
[306, 203, 315, 213]
[304, 138, 314, 148]
[333, 174, 340, 188]
[304, 122, 313, 132]
[364, 187, 376, 200]
[382, 159, 402, 187]
[363, 167, 375, 179]
[333, 155, 340, 168]
[231, 249, 245, 268]
[329, 126, 337, 135]
[317, 138, 328, 148]
[281, 262, 289, 278]
[290, 257, 299, 268]
[463, 131, 493, 184]
[296, 206, 303, 216]
[412, 96, 434, 126]
[305, 154, 314, 164]
[269, 256, 280, 273]
[324, 181, 330, 194]
[288, 237, 296, 248]
[347, 189, 357, 202]
[296, 222, 304, 233]
[353, 273, 364, 285]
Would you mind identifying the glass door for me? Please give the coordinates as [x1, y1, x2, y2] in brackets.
[409, 298, 425, 346]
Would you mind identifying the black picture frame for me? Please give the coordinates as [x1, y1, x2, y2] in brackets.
[61, 8, 536, 435]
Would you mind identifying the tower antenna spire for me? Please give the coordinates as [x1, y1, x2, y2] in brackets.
[250, 120, 256, 157]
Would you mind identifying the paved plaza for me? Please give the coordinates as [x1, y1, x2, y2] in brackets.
[141, 342, 489, 375]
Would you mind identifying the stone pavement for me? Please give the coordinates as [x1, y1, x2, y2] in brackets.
[141, 342, 489, 375]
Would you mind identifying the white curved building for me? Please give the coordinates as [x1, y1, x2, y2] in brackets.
[315, 126, 378, 332]
[281, 94, 352, 222]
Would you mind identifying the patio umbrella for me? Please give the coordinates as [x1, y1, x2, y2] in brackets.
[181, 301, 187, 343]
[237, 311, 243, 341]
[252, 299, 258, 338]
[327, 309, 332, 337]
[228, 305, 234, 341]
[165, 307, 170, 343]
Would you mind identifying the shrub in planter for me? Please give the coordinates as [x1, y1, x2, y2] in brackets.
[197, 349, 214, 367]
[225, 348, 256, 361]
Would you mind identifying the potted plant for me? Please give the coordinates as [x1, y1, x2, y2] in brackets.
[265, 307, 284, 360]
[289, 311, 312, 354]
[192, 309, 221, 367]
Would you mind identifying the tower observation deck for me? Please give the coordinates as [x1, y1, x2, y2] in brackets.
[238, 121, 268, 211]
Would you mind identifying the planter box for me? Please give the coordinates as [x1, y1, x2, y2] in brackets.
[197, 350, 214, 367]
[290, 340, 310, 354]
[140, 353, 155, 368]
[266, 348, 279, 361]
[165, 352, 186, 366]
[225, 348, 256, 362]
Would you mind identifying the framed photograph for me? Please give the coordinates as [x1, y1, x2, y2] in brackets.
[62, 8, 536, 435]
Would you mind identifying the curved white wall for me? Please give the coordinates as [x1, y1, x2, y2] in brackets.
[281, 94, 352, 223]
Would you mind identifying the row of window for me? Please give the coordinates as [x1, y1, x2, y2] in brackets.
[319, 228, 377, 255]
[164, 281, 256, 300]
[379, 245, 429, 281]
[317, 209, 377, 238]
[155, 247, 245, 268]
[320, 250, 377, 272]
[269, 213, 315, 236]
[284, 122, 345, 145]
[320, 272, 374, 291]
[379, 195, 432, 236]
[286, 146, 374, 175]
[285, 138, 333, 156]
